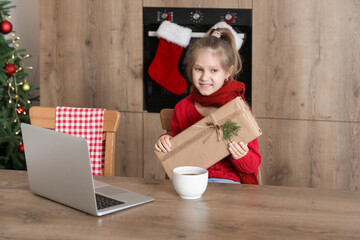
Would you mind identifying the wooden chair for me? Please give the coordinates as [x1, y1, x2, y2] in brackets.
[29, 106, 121, 176]
[159, 108, 262, 184]
[160, 109, 174, 135]
[159, 109, 174, 179]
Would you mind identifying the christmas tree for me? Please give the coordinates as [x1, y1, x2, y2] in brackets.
[0, 0, 33, 170]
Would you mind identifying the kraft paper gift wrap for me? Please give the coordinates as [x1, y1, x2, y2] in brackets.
[155, 97, 262, 179]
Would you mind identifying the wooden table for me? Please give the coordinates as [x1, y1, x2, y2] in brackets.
[1, 170, 360, 239]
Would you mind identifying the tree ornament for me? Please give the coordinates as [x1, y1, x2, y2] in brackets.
[5, 63, 16, 76]
[17, 106, 25, 114]
[0, 20, 12, 34]
[18, 143, 24, 153]
[22, 82, 31, 92]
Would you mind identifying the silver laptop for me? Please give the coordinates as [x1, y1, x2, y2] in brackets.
[21, 123, 154, 216]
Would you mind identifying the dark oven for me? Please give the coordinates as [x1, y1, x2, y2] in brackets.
[143, 7, 252, 113]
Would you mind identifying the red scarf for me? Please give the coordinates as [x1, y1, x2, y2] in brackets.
[190, 79, 245, 107]
[190, 79, 259, 185]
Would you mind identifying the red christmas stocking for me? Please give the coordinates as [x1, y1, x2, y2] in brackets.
[148, 21, 192, 95]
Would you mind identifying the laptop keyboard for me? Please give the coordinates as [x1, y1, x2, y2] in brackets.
[95, 193, 125, 210]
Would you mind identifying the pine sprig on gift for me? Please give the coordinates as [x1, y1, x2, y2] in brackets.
[221, 120, 241, 142]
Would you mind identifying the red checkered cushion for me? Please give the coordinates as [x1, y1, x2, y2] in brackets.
[55, 107, 105, 175]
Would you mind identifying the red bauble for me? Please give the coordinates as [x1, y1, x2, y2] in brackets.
[17, 106, 25, 114]
[0, 20, 12, 34]
[18, 144, 24, 153]
[5, 63, 16, 76]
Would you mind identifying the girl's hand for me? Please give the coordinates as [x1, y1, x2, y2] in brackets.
[155, 135, 172, 152]
[228, 141, 248, 160]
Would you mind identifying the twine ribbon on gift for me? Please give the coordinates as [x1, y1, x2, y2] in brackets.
[193, 114, 230, 146]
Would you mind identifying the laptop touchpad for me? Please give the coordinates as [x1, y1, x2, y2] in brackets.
[96, 186, 127, 196]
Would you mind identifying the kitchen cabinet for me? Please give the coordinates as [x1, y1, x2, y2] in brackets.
[253, 0, 359, 122]
[39, 0, 143, 111]
[253, 0, 360, 190]
[116, 112, 144, 177]
[257, 118, 360, 189]
[143, 112, 166, 179]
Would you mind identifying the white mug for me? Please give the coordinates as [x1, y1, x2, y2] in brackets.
[172, 166, 208, 199]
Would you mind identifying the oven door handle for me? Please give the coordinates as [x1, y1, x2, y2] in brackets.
[147, 31, 244, 39]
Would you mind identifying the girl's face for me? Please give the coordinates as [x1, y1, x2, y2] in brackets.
[192, 48, 232, 96]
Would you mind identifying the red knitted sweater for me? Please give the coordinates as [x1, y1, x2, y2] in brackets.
[170, 96, 261, 184]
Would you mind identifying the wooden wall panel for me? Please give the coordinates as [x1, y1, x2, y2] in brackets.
[39, 0, 143, 111]
[143, 113, 166, 179]
[143, 0, 252, 8]
[253, 0, 360, 190]
[253, 0, 360, 122]
[39, 0, 360, 190]
[39, 0, 58, 105]
[116, 112, 143, 177]
[257, 118, 360, 191]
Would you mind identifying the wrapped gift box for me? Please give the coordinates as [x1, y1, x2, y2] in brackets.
[155, 97, 262, 179]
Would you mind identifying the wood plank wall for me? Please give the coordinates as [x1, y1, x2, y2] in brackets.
[40, 0, 143, 111]
[253, 0, 360, 190]
[39, 0, 145, 177]
[39, 0, 359, 191]
[143, 0, 252, 8]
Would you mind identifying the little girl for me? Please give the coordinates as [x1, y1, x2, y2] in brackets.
[155, 25, 261, 184]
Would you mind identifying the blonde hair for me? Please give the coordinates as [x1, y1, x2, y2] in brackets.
[184, 28, 242, 82]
